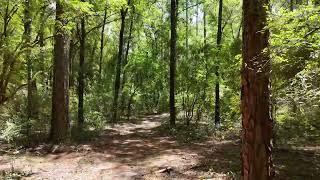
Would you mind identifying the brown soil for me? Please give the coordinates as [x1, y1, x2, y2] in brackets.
[0, 114, 319, 180]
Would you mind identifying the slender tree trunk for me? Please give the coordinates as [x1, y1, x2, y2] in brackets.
[185, 0, 189, 62]
[185, 0, 190, 125]
[78, 15, 86, 128]
[169, 0, 178, 126]
[241, 0, 274, 179]
[215, 0, 223, 127]
[112, 6, 128, 122]
[39, 3, 46, 84]
[99, 8, 107, 79]
[120, 12, 134, 113]
[50, 0, 70, 142]
[24, 0, 33, 138]
[201, 5, 208, 117]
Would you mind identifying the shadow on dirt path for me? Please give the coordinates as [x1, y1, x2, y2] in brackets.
[0, 114, 319, 179]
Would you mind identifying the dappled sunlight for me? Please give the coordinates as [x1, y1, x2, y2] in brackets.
[1, 114, 319, 179]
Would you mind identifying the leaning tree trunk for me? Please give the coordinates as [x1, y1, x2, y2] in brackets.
[50, 0, 70, 142]
[241, 0, 274, 179]
[169, 0, 178, 126]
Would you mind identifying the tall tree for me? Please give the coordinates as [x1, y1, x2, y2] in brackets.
[120, 11, 135, 113]
[50, 0, 70, 142]
[23, 0, 33, 125]
[241, 0, 273, 179]
[112, 0, 130, 122]
[169, 0, 178, 126]
[78, 10, 86, 128]
[215, 0, 223, 127]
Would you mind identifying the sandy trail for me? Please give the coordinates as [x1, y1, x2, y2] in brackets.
[0, 114, 319, 179]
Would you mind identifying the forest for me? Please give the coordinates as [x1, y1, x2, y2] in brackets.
[0, 0, 319, 179]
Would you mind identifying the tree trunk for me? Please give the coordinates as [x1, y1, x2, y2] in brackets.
[120, 12, 134, 113]
[185, 0, 189, 62]
[99, 8, 107, 79]
[50, 0, 70, 142]
[78, 15, 86, 128]
[39, 2, 46, 85]
[112, 6, 128, 122]
[24, 0, 33, 120]
[169, 0, 178, 126]
[23, 0, 33, 139]
[215, 0, 223, 127]
[241, 0, 274, 179]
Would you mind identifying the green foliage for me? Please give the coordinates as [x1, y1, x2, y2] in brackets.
[0, 0, 319, 147]
[268, 4, 320, 145]
[1, 169, 32, 180]
[1, 120, 25, 144]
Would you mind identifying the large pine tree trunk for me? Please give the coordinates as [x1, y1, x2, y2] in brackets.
[241, 0, 273, 179]
[169, 0, 178, 126]
[50, 0, 70, 142]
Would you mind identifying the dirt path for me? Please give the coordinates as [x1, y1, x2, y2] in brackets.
[0, 114, 320, 179]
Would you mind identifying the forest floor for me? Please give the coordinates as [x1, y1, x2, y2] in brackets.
[0, 114, 320, 180]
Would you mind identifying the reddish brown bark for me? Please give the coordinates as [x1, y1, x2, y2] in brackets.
[241, 0, 274, 179]
[50, 0, 70, 142]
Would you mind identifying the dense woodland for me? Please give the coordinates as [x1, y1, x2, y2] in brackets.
[0, 0, 319, 179]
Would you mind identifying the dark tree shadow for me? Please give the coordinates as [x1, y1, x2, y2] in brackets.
[1, 114, 319, 179]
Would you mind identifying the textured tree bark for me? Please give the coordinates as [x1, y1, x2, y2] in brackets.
[112, 7, 128, 122]
[169, 0, 178, 126]
[241, 0, 274, 179]
[50, 0, 70, 142]
[78, 15, 86, 128]
[215, 0, 223, 127]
